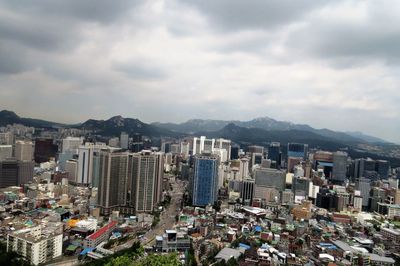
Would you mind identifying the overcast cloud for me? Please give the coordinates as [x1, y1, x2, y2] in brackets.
[0, 0, 399, 142]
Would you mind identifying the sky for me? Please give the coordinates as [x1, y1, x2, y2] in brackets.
[0, 1, 399, 142]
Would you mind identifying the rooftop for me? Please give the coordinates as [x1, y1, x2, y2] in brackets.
[86, 221, 117, 241]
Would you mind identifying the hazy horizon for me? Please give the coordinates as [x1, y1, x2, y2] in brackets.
[0, 1, 399, 142]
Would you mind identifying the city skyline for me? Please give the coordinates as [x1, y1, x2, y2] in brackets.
[1, 1, 400, 143]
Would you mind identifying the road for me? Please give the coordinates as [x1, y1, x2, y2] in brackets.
[142, 178, 186, 247]
[113, 177, 186, 251]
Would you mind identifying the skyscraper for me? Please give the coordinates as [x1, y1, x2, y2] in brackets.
[287, 143, 308, 159]
[15, 140, 34, 161]
[34, 138, 58, 163]
[192, 136, 215, 155]
[77, 143, 108, 185]
[267, 142, 281, 169]
[61, 137, 82, 154]
[356, 177, 371, 210]
[97, 150, 131, 215]
[332, 151, 348, 183]
[0, 145, 13, 161]
[241, 179, 254, 205]
[192, 154, 219, 207]
[132, 151, 164, 212]
[215, 138, 231, 161]
[254, 167, 286, 192]
[0, 159, 34, 188]
[120, 132, 129, 150]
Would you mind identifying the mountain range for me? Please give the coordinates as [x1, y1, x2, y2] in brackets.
[1, 109, 399, 166]
[152, 117, 387, 144]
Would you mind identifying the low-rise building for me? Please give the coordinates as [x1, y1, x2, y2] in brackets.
[84, 221, 117, 248]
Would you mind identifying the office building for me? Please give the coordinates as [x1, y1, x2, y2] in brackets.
[192, 153, 219, 206]
[215, 138, 231, 161]
[0, 145, 13, 161]
[0, 132, 14, 145]
[376, 160, 390, 179]
[132, 150, 164, 213]
[15, 140, 34, 161]
[170, 144, 180, 154]
[287, 143, 308, 160]
[292, 177, 311, 197]
[267, 142, 281, 169]
[332, 151, 348, 183]
[230, 146, 239, 160]
[34, 138, 58, 163]
[0, 159, 34, 188]
[356, 177, 371, 209]
[254, 167, 286, 191]
[180, 141, 190, 156]
[193, 136, 215, 155]
[120, 132, 129, 149]
[248, 145, 264, 154]
[77, 143, 108, 185]
[241, 179, 254, 205]
[316, 188, 337, 211]
[65, 159, 78, 182]
[61, 137, 82, 154]
[7, 225, 63, 265]
[354, 158, 379, 181]
[240, 157, 250, 179]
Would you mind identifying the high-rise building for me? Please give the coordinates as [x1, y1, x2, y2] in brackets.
[97, 150, 131, 215]
[170, 144, 180, 154]
[180, 141, 190, 156]
[132, 150, 164, 212]
[356, 177, 371, 209]
[292, 176, 311, 197]
[215, 138, 231, 161]
[120, 132, 129, 150]
[267, 142, 281, 169]
[241, 179, 254, 205]
[248, 145, 264, 154]
[376, 160, 390, 179]
[0, 145, 13, 161]
[0, 159, 34, 188]
[239, 157, 249, 180]
[254, 167, 286, 191]
[0, 132, 14, 145]
[108, 137, 120, 148]
[193, 136, 215, 155]
[65, 159, 78, 183]
[61, 137, 82, 154]
[316, 188, 337, 211]
[230, 146, 239, 160]
[287, 143, 308, 160]
[332, 151, 348, 183]
[192, 153, 219, 207]
[77, 143, 108, 185]
[34, 138, 58, 163]
[354, 158, 379, 181]
[15, 140, 34, 161]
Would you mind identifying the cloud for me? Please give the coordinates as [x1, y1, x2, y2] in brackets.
[0, 0, 399, 142]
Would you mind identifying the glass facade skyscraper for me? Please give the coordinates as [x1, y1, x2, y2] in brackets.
[192, 154, 219, 207]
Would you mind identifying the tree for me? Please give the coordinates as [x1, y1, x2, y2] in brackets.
[133, 253, 181, 266]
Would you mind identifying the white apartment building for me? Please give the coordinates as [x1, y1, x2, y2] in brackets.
[7, 226, 63, 265]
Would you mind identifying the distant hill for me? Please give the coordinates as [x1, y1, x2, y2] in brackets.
[153, 116, 386, 144]
[199, 123, 400, 167]
[0, 110, 63, 128]
[78, 115, 181, 138]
